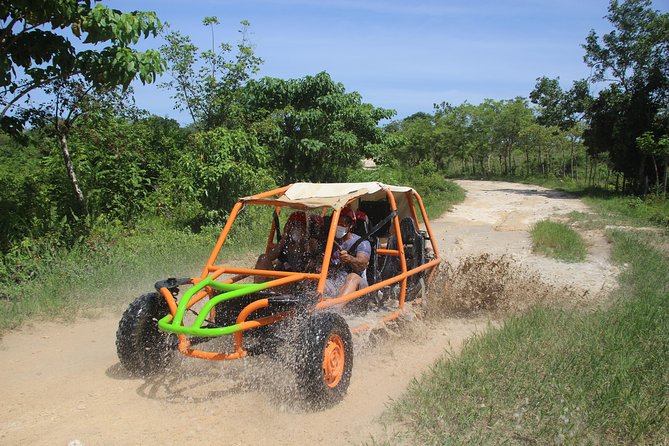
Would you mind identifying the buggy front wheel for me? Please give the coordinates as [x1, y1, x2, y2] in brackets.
[293, 312, 353, 409]
[116, 292, 177, 376]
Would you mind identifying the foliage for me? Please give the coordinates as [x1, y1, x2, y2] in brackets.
[0, 110, 192, 270]
[0, 0, 164, 133]
[177, 127, 276, 225]
[159, 18, 263, 129]
[68, 111, 190, 221]
[26, 79, 138, 211]
[242, 72, 397, 184]
[383, 98, 585, 179]
[380, 112, 436, 168]
[582, 0, 669, 193]
[0, 134, 50, 251]
[529, 76, 590, 130]
[0, 216, 266, 329]
[637, 131, 669, 194]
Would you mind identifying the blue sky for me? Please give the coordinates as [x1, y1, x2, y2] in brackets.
[103, 0, 662, 124]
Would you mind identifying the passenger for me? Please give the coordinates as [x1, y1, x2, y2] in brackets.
[306, 214, 325, 266]
[325, 207, 371, 297]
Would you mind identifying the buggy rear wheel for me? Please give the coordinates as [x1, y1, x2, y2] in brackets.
[293, 312, 353, 409]
[116, 292, 177, 376]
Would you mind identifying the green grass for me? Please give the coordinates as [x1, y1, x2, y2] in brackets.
[581, 192, 669, 228]
[379, 197, 669, 445]
[531, 219, 587, 262]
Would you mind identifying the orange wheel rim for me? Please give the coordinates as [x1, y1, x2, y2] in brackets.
[322, 334, 345, 388]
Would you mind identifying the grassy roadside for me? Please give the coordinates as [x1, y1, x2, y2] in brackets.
[531, 220, 587, 262]
[379, 190, 669, 444]
[420, 180, 465, 220]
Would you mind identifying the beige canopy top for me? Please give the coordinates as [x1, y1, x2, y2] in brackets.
[241, 182, 416, 212]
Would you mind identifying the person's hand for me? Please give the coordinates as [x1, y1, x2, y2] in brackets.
[339, 249, 351, 264]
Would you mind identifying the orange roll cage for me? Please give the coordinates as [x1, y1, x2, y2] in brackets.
[160, 184, 442, 360]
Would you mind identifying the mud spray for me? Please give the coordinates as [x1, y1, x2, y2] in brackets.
[350, 254, 595, 363]
[426, 253, 593, 318]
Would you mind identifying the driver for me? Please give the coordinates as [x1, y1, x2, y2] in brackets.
[254, 211, 312, 282]
[325, 207, 371, 297]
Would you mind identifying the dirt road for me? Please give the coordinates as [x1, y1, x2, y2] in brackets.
[0, 181, 617, 445]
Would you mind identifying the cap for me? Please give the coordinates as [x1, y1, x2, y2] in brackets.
[338, 207, 356, 225]
[287, 211, 307, 224]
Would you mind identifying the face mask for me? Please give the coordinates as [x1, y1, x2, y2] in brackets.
[335, 226, 348, 240]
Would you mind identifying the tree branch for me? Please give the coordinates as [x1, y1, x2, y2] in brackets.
[1, 69, 82, 117]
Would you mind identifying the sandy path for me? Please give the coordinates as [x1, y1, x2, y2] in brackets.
[0, 180, 616, 445]
[433, 180, 618, 297]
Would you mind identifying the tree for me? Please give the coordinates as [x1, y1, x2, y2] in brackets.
[637, 131, 669, 194]
[242, 72, 396, 183]
[159, 18, 263, 129]
[529, 77, 567, 128]
[25, 79, 140, 212]
[491, 97, 534, 175]
[433, 103, 470, 172]
[519, 123, 552, 176]
[178, 128, 276, 222]
[530, 77, 591, 131]
[63, 110, 191, 221]
[1, 1, 164, 214]
[581, 0, 669, 192]
[0, 1, 164, 134]
[385, 113, 436, 168]
[583, 0, 665, 93]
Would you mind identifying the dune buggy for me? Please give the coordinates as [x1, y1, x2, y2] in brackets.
[116, 182, 442, 407]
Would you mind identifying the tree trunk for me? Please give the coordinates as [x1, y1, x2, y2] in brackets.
[570, 141, 575, 180]
[540, 149, 545, 175]
[59, 132, 85, 213]
[662, 156, 669, 197]
[561, 146, 566, 178]
[547, 150, 552, 176]
[637, 157, 647, 195]
[584, 155, 588, 186]
[622, 174, 627, 193]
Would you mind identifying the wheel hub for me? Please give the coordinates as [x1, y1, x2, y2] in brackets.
[322, 334, 345, 388]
